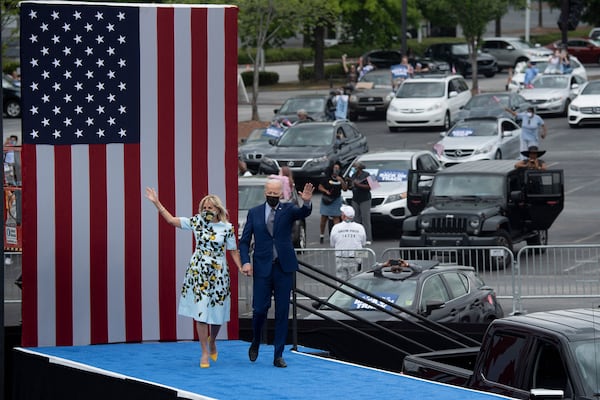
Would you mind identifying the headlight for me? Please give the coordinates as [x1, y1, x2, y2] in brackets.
[350, 95, 358, 103]
[426, 102, 442, 112]
[385, 92, 395, 102]
[469, 217, 480, 229]
[473, 144, 494, 155]
[420, 218, 431, 229]
[569, 104, 579, 111]
[261, 157, 277, 166]
[388, 104, 399, 112]
[547, 97, 562, 103]
[384, 192, 407, 204]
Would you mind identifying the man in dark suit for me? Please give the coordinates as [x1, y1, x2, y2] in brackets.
[239, 178, 314, 368]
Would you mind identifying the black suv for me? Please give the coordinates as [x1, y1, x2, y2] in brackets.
[258, 120, 369, 184]
[400, 160, 564, 268]
[424, 43, 497, 78]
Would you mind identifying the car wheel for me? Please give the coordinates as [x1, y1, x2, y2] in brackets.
[4, 99, 21, 118]
[483, 70, 496, 78]
[494, 150, 502, 160]
[388, 126, 400, 133]
[442, 111, 451, 130]
[527, 229, 548, 254]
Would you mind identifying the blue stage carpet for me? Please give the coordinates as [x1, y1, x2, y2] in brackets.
[25, 341, 511, 400]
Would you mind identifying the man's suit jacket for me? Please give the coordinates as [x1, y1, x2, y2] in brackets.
[239, 201, 311, 277]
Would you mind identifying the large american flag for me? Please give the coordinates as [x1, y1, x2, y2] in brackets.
[19, 1, 239, 347]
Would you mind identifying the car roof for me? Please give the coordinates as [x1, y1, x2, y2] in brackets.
[356, 150, 430, 161]
[366, 261, 475, 281]
[502, 309, 600, 342]
[483, 36, 523, 41]
[439, 160, 516, 175]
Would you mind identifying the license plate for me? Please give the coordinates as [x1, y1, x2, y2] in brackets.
[490, 249, 504, 257]
[366, 106, 376, 111]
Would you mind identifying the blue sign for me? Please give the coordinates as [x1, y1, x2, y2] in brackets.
[350, 292, 399, 310]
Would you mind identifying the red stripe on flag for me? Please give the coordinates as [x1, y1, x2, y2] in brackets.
[156, 8, 177, 341]
[89, 145, 108, 344]
[190, 8, 209, 207]
[224, 7, 240, 339]
[54, 146, 74, 346]
[21, 144, 38, 347]
[124, 144, 143, 342]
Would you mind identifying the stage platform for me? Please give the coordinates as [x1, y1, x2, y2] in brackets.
[11, 340, 514, 400]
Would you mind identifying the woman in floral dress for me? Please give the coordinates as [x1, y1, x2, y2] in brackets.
[145, 188, 244, 368]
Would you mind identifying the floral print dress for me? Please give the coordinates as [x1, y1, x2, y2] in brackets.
[177, 214, 236, 324]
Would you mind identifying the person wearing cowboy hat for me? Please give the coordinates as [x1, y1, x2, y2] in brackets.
[515, 146, 547, 170]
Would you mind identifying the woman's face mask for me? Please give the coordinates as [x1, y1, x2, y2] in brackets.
[527, 112, 533, 118]
[201, 210, 215, 221]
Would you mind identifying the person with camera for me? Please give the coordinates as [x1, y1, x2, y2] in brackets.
[318, 161, 347, 243]
[330, 205, 366, 280]
[350, 161, 373, 244]
[514, 146, 547, 170]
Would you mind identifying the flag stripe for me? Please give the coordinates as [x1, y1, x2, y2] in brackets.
[55, 146, 74, 345]
[71, 145, 91, 345]
[89, 145, 109, 344]
[156, 7, 177, 341]
[123, 144, 142, 342]
[223, 7, 239, 339]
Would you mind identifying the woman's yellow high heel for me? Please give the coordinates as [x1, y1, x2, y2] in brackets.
[208, 336, 218, 362]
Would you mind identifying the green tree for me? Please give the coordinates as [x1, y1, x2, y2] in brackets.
[1, 0, 20, 60]
[340, 0, 422, 49]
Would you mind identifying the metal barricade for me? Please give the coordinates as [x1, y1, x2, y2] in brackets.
[237, 247, 377, 314]
[516, 244, 600, 311]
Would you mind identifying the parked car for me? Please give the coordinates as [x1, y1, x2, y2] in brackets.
[347, 69, 395, 121]
[310, 261, 503, 323]
[455, 92, 531, 121]
[434, 117, 522, 167]
[590, 27, 600, 40]
[273, 94, 332, 123]
[340, 150, 442, 231]
[386, 74, 472, 131]
[546, 38, 600, 64]
[424, 43, 497, 78]
[507, 55, 587, 92]
[238, 128, 275, 174]
[257, 120, 369, 184]
[3, 77, 21, 118]
[568, 79, 600, 128]
[520, 73, 587, 116]
[238, 175, 306, 248]
[481, 37, 552, 70]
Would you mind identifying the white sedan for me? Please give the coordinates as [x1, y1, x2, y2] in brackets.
[519, 73, 587, 116]
[433, 117, 522, 167]
[341, 150, 442, 231]
[568, 80, 600, 129]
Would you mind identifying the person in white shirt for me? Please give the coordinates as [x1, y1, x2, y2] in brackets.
[329, 205, 367, 280]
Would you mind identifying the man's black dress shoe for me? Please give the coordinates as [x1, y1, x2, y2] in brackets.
[273, 357, 287, 368]
[248, 343, 259, 362]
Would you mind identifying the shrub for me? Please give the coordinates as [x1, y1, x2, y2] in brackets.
[3, 60, 20, 75]
[240, 70, 279, 86]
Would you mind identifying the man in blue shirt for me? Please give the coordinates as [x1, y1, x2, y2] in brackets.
[506, 106, 547, 160]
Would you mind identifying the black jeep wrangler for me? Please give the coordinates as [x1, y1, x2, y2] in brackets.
[400, 160, 564, 268]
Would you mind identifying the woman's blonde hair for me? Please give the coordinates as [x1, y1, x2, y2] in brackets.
[199, 194, 229, 223]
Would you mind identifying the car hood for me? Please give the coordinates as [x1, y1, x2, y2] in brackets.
[457, 108, 513, 120]
[436, 136, 498, 150]
[352, 87, 394, 97]
[521, 88, 568, 100]
[263, 144, 331, 160]
[572, 95, 600, 107]
[274, 112, 328, 123]
[239, 141, 273, 154]
[390, 97, 443, 107]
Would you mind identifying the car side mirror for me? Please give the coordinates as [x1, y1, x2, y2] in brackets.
[571, 83, 579, 90]
[423, 300, 444, 316]
[311, 301, 321, 309]
[510, 190, 523, 203]
[273, 108, 279, 114]
[502, 130, 513, 137]
[506, 45, 515, 50]
[240, 138, 247, 144]
[448, 91, 458, 98]
[439, 131, 447, 137]
[268, 138, 277, 145]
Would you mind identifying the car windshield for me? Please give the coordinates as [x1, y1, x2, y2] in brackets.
[278, 97, 326, 114]
[361, 159, 411, 182]
[360, 71, 393, 87]
[465, 95, 508, 109]
[570, 340, 600, 396]
[432, 175, 504, 197]
[447, 120, 498, 137]
[238, 183, 266, 210]
[582, 81, 600, 95]
[327, 274, 417, 310]
[277, 125, 333, 146]
[396, 81, 445, 98]
[532, 75, 569, 89]
[451, 44, 469, 55]
[245, 128, 269, 142]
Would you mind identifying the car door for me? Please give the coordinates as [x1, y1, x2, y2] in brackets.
[440, 271, 478, 322]
[524, 169, 564, 230]
[567, 39, 589, 63]
[337, 123, 362, 167]
[412, 152, 442, 172]
[418, 273, 456, 322]
[499, 119, 521, 159]
[447, 78, 470, 121]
